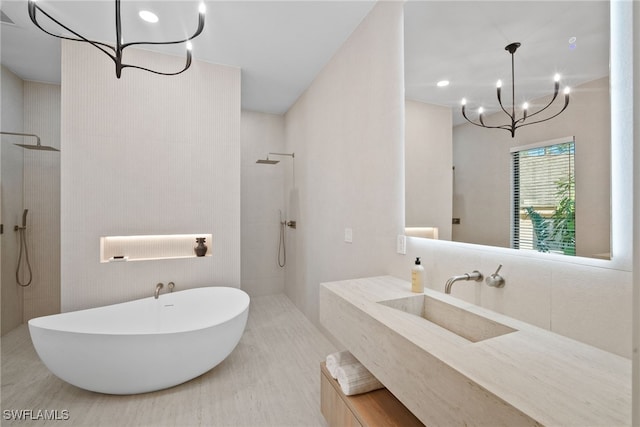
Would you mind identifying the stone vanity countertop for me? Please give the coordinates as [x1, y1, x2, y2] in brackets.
[321, 276, 631, 427]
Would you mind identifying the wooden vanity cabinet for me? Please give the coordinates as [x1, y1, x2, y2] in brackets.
[320, 362, 424, 427]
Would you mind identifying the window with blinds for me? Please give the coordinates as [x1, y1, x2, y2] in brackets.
[512, 137, 575, 255]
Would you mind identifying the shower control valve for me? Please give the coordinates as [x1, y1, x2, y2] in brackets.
[287, 220, 297, 229]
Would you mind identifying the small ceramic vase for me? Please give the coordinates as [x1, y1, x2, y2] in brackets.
[194, 237, 208, 257]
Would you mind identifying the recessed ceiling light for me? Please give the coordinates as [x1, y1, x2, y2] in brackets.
[437, 80, 450, 87]
[139, 10, 158, 23]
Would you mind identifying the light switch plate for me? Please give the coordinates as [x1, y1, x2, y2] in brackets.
[344, 228, 353, 243]
[397, 234, 406, 254]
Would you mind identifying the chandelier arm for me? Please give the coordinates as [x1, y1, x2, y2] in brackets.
[469, 122, 517, 136]
[120, 51, 193, 76]
[514, 96, 571, 129]
[516, 82, 568, 124]
[28, 1, 116, 54]
[514, 93, 563, 128]
[461, 105, 484, 128]
[513, 82, 562, 126]
[462, 109, 513, 132]
[495, 87, 522, 128]
[463, 118, 492, 129]
[122, 13, 205, 50]
[496, 87, 510, 118]
[27, 0, 205, 79]
[514, 115, 528, 126]
[476, 122, 515, 131]
[519, 82, 561, 123]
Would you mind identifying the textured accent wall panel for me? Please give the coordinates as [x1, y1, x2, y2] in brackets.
[1, 66, 25, 335]
[61, 42, 241, 311]
[240, 111, 286, 296]
[23, 81, 61, 321]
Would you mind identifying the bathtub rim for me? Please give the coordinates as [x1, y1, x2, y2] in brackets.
[28, 286, 250, 336]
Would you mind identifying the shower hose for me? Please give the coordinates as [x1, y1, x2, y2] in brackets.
[15, 225, 33, 287]
[278, 218, 286, 268]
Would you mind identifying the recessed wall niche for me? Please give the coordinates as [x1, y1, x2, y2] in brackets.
[100, 234, 213, 263]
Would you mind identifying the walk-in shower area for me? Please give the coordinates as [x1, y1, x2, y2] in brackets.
[241, 111, 298, 296]
[1, 69, 61, 335]
[256, 152, 297, 268]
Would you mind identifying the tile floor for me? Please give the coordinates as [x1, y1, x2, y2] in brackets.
[1, 294, 336, 426]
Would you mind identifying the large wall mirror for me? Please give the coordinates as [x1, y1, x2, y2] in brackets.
[404, 1, 611, 260]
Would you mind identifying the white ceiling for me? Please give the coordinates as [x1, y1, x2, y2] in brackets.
[1, 1, 609, 117]
[0, 0, 376, 114]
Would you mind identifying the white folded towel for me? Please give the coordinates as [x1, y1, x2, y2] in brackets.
[335, 362, 384, 396]
[326, 350, 358, 379]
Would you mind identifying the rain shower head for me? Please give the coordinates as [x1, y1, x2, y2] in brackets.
[1, 131, 60, 152]
[15, 143, 60, 151]
[256, 152, 294, 165]
[257, 152, 297, 188]
[256, 158, 280, 165]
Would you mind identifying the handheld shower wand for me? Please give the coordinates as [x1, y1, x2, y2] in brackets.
[278, 210, 286, 268]
[15, 209, 33, 287]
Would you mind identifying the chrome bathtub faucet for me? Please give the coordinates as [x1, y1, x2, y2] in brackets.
[168, 282, 175, 293]
[154, 282, 164, 299]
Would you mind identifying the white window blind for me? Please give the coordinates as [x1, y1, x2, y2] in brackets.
[512, 137, 575, 255]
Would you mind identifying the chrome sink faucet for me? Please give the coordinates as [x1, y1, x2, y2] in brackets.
[445, 271, 483, 294]
[154, 282, 164, 299]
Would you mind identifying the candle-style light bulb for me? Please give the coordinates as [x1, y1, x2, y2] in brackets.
[496, 80, 503, 100]
[522, 102, 529, 110]
[564, 87, 571, 95]
[478, 107, 484, 115]
[186, 41, 193, 51]
[199, 3, 206, 14]
[554, 73, 561, 82]
[461, 98, 467, 106]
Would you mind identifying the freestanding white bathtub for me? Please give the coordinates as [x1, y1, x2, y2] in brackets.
[28, 286, 249, 395]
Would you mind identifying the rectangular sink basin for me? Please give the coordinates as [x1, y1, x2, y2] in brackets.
[378, 295, 517, 343]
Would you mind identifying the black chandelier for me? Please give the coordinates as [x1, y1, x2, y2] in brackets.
[461, 42, 570, 138]
[28, 0, 206, 78]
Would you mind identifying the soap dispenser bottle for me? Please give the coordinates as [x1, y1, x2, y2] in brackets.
[411, 257, 425, 293]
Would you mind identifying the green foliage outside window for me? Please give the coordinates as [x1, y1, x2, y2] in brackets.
[525, 175, 575, 255]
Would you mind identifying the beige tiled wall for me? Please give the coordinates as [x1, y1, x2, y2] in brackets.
[23, 81, 61, 322]
[60, 42, 241, 311]
[1, 66, 25, 335]
[240, 111, 286, 296]
[284, 1, 406, 325]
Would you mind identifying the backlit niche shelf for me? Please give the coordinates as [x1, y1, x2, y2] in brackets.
[100, 234, 212, 263]
[405, 227, 439, 240]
